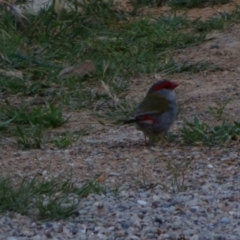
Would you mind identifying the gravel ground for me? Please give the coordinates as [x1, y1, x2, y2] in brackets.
[1, 138, 240, 240]
[1, 179, 240, 240]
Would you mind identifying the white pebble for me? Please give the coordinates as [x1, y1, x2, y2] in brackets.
[207, 164, 213, 168]
[137, 200, 148, 205]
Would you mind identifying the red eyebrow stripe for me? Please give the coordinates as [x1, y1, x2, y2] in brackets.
[153, 82, 178, 91]
[153, 85, 164, 91]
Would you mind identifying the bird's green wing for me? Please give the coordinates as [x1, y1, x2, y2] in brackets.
[136, 92, 169, 115]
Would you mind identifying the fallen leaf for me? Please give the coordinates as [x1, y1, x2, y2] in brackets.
[97, 174, 106, 183]
[0, 69, 23, 79]
[59, 60, 96, 78]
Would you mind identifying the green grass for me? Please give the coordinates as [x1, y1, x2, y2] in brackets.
[0, 103, 65, 127]
[0, 103, 67, 149]
[207, 98, 232, 119]
[180, 117, 240, 145]
[51, 129, 90, 148]
[0, 174, 105, 220]
[165, 156, 194, 193]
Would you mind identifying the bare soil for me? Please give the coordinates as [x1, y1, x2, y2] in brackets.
[1, 2, 240, 189]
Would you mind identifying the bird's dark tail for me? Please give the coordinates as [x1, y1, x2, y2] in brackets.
[123, 118, 137, 124]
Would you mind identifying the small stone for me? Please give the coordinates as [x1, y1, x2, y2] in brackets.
[190, 205, 199, 212]
[190, 235, 200, 240]
[45, 231, 52, 238]
[154, 216, 163, 224]
[137, 200, 147, 206]
[152, 201, 160, 208]
[159, 233, 170, 239]
[207, 164, 213, 169]
[71, 226, 79, 235]
[94, 201, 104, 208]
[171, 220, 182, 229]
[132, 220, 141, 228]
[96, 233, 107, 240]
[56, 225, 63, 233]
[138, 212, 145, 219]
[145, 233, 157, 239]
[22, 228, 34, 237]
[63, 226, 71, 235]
[220, 217, 231, 224]
[229, 211, 238, 216]
[109, 172, 120, 176]
[143, 227, 157, 235]
[32, 236, 41, 240]
[78, 209, 88, 215]
[127, 235, 140, 240]
[210, 44, 219, 49]
[107, 226, 114, 232]
[115, 230, 125, 237]
[121, 222, 130, 229]
[152, 195, 160, 201]
[94, 226, 102, 233]
[45, 222, 53, 228]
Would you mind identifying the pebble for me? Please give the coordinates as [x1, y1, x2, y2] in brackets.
[137, 200, 147, 206]
[220, 217, 231, 224]
[207, 164, 214, 168]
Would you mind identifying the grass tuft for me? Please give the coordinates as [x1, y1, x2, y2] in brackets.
[0, 174, 105, 220]
[166, 156, 194, 193]
[181, 117, 240, 145]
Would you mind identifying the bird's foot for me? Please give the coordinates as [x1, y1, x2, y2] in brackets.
[145, 135, 169, 147]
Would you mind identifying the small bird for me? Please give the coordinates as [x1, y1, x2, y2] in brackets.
[124, 80, 178, 145]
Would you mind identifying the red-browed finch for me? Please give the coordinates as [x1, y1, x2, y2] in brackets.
[124, 80, 178, 144]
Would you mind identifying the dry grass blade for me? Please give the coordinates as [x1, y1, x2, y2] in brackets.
[59, 60, 96, 78]
[101, 80, 126, 111]
[0, 0, 28, 20]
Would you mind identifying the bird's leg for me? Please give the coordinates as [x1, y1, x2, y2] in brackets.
[158, 134, 168, 144]
[144, 134, 148, 146]
[144, 134, 165, 147]
[148, 135, 168, 147]
[143, 134, 153, 146]
[147, 135, 157, 147]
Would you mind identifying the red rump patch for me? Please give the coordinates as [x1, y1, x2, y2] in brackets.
[137, 115, 157, 124]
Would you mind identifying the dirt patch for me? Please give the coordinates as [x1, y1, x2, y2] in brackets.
[115, 0, 240, 20]
[1, 3, 240, 188]
[141, 0, 240, 20]
[173, 25, 240, 123]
